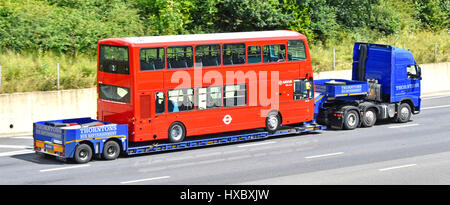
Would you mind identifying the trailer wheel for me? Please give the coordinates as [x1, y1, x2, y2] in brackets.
[362, 108, 377, 127]
[343, 110, 359, 130]
[265, 112, 281, 133]
[396, 103, 411, 123]
[102, 140, 120, 160]
[74, 144, 92, 164]
[168, 122, 186, 143]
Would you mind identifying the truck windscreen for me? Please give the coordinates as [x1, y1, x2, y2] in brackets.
[99, 84, 130, 103]
[99, 45, 130, 74]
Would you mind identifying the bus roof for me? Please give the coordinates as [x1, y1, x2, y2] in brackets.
[99, 30, 305, 46]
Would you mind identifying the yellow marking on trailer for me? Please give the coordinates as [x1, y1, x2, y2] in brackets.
[65, 135, 126, 144]
[335, 94, 348, 97]
[349, 92, 368, 96]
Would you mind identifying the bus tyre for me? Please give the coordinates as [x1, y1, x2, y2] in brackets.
[265, 112, 281, 133]
[74, 144, 93, 164]
[343, 110, 359, 130]
[102, 140, 120, 160]
[362, 108, 377, 127]
[396, 103, 411, 123]
[168, 122, 186, 143]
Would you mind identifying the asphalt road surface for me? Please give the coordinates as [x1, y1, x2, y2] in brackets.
[1, 94, 450, 185]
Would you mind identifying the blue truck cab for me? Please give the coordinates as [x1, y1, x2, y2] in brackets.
[315, 42, 422, 129]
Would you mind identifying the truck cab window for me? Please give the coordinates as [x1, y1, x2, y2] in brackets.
[407, 64, 418, 79]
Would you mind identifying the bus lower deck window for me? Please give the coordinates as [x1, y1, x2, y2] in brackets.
[224, 84, 247, 107]
[168, 88, 194, 112]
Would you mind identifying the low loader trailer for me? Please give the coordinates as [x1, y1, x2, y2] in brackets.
[33, 42, 421, 163]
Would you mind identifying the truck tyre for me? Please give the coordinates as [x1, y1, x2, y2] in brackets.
[168, 122, 186, 143]
[396, 103, 411, 123]
[74, 144, 93, 164]
[362, 108, 377, 127]
[343, 110, 359, 130]
[102, 140, 120, 160]
[265, 112, 281, 133]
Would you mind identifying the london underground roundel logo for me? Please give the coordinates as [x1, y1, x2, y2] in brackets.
[223, 115, 232, 125]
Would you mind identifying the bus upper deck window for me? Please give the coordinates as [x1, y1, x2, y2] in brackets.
[223, 43, 246, 65]
[99, 45, 129, 74]
[288, 40, 306, 61]
[263, 44, 286, 63]
[167, 46, 193, 69]
[141, 47, 165, 71]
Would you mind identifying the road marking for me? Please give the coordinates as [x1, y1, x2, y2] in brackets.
[237, 141, 276, 148]
[378, 164, 417, 172]
[0, 150, 34, 157]
[39, 164, 90, 172]
[422, 95, 450, 100]
[0, 145, 33, 149]
[421, 104, 450, 110]
[120, 176, 170, 184]
[11, 136, 33, 139]
[304, 152, 344, 159]
[388, 123, 419, 129]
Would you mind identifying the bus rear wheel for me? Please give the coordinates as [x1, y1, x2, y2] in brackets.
[168, 122, 186, 143]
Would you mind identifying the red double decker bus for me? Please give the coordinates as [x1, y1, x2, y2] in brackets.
[97, 30, 314, 143]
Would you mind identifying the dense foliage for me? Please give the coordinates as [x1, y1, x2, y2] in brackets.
[0, 0, 448, 93]
[1, 0, 448, 54]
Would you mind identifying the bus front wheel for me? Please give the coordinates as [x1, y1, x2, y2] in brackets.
[265, 112, 281, 133]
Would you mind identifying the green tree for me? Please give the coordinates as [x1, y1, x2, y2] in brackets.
[215, 0, 292, 32]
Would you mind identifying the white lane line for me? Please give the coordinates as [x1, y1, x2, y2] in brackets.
[0, 150, 34, 157]
[305, 152, 344, 159]
[39, 164, 90, 172]
[0, 145, 33, 149]
[422, 95, 450, 100]
[421, 104, 450, 110]
[388, 123, 419, 129]
[11, 136, 33, 139]
[120, 176, 170, 184]
[237, 141, 276, 148]
[378, 164, 417, 172]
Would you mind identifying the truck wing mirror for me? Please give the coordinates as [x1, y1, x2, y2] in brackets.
[416, 65, 422, 80]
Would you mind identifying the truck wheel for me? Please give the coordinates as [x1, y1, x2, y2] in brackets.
[168, 122, 186, 143]
[343, 110, 359, 130]
[74, 144, 92, 164]
[362, 108, 377, 127]
[396, 103, 411, 123]
[102, 140, 120, 160]
[265, 112, 281, 133]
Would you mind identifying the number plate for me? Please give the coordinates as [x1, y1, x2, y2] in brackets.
[45, 144, 53, 151]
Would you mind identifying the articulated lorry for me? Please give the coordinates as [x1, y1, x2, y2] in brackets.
[33, 31, 421, 164]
